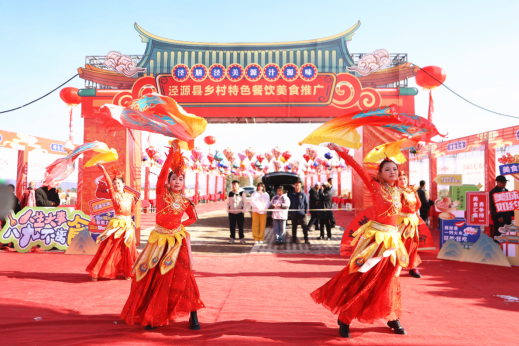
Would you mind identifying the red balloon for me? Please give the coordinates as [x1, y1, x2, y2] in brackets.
[59, 87, 82, 106]
[204, 136, 216, 145]
[415, 66, 446, 89]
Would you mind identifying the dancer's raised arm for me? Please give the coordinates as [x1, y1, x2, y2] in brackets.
[97, 163, 115, 201]
[327, 143, 374, 194]
[157, 145, 176, 197]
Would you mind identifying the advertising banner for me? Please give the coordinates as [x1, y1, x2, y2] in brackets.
[439, 218, 481, 248]
[493, 190, 519, 212]
[1, 207, 90, 253]
[434, 174, 463, 186]
[466, 192, 489, 226]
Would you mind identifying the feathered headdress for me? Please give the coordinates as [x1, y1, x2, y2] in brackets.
[378, 157, 397, 171]
[169, 140, 188, 176]
[110, 165, 124, 180]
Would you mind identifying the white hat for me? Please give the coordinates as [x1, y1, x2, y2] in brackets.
[315, 182, 321, 185]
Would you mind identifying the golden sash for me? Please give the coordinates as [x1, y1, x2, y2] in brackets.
[133, 224, 189, 282]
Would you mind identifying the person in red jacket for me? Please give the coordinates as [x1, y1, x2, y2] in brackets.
[311, 143, 409, 338]
[397, 171, 423, 278]
[120, 140, 204, 331]
[86, 164, 138, 281]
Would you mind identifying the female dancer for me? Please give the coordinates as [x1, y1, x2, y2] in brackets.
[86, 164, 138, 281]
[311, 143, 409, 338]
[120, 141, 204, 330]
[397, 171, 422, 278]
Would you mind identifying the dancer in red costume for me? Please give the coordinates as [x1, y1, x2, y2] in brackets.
[311, 143, 409, 338]
[120, 141, 204, 330]
[86, 164, 138, 281]
[397, 171, 423, 278]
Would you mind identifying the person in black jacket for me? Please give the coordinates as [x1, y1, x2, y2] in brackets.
[7, 184, 21, 214]
[35, 186, 60, 207]
[288, 180, 310, 244]
[417, 181, 433, 222]
[328, 178, 337, 229]
[489, 175, 514, 238]
[307, 182, 321, 231]
[318, 182, 333, 240]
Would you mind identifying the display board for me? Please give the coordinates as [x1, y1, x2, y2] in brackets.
[1, 207, 90, 253]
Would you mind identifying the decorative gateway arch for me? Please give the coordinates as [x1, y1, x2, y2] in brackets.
[78, 22, 419, 241]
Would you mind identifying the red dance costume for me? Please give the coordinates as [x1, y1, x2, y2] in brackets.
[120, 147, 204, 327]
[311, 151, 409, 325]
[86, 168, 137, 279]
[398, 188, 422, 270]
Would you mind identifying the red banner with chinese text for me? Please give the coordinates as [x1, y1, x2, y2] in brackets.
[157, 74, 336, 106]
[466, 192, 489, 226]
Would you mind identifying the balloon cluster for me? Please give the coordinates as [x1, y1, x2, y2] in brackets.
[142, 146, 165, 167]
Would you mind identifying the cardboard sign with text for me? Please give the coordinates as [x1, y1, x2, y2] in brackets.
[466, 192, 489, 226]
[493, 190, 519, 212]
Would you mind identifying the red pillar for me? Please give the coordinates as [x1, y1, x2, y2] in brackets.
[429, 149, 438, 229]
[144, 167, 150, 213]
[338, 170, 342, 197]
[194, 173, 199, 205]
[76, 158, 83, 211]
[206, 174, 210, 197]
[16, 150, 28, 200]
[485, 139, 496, 193]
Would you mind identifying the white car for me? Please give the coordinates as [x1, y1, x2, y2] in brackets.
[241, 186, 256, 197]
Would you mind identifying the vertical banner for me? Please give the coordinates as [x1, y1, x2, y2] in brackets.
[466, 192, 489, 226]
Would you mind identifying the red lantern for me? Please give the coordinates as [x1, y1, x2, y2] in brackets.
[59, 87, 82, 148]
[204, 136, 216, 146]
[282, 151, 292, 161]
[415, 66, 446, 90]
[59, 87, 82, 106]
[415, 66, 446, 123]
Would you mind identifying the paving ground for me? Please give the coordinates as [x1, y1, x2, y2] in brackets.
[139, 201, 349, 255]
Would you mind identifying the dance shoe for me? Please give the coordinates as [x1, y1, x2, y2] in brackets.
[409, 269, 422, 278]
[337, 319, 351, 338]
[189, 311, 201, 330]
[144, 325, 157, 330]
[387, 319, 406, 334]
[229, 238, 235, 244]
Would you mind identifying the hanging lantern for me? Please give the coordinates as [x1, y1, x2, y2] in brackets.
[415, 66, 446, 90]
[59, 87, 82, 152]
[415, 66, 446, 123]
[204, 136, 216, 146]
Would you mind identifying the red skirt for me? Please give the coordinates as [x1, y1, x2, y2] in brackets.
[404, 233, 422, 269]
[86, 234, 136, 279]
[311, 256, 402, 325]
[120, 240, 205, 327]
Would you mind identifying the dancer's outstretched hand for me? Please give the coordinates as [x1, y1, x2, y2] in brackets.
[327, 143, 349, 154]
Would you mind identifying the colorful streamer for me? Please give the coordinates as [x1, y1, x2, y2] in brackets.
[100, 94, 207, 150]
[299, 105, 444, 149]
[42, 142, 118, 188]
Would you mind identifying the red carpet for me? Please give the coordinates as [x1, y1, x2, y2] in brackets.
[1, 250, 518, 345]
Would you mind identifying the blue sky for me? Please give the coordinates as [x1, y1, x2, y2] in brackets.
[1, 0, 518, 160]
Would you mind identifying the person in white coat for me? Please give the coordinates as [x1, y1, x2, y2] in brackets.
[270, 186, 291, 244]
[250, 182, 270, 244]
